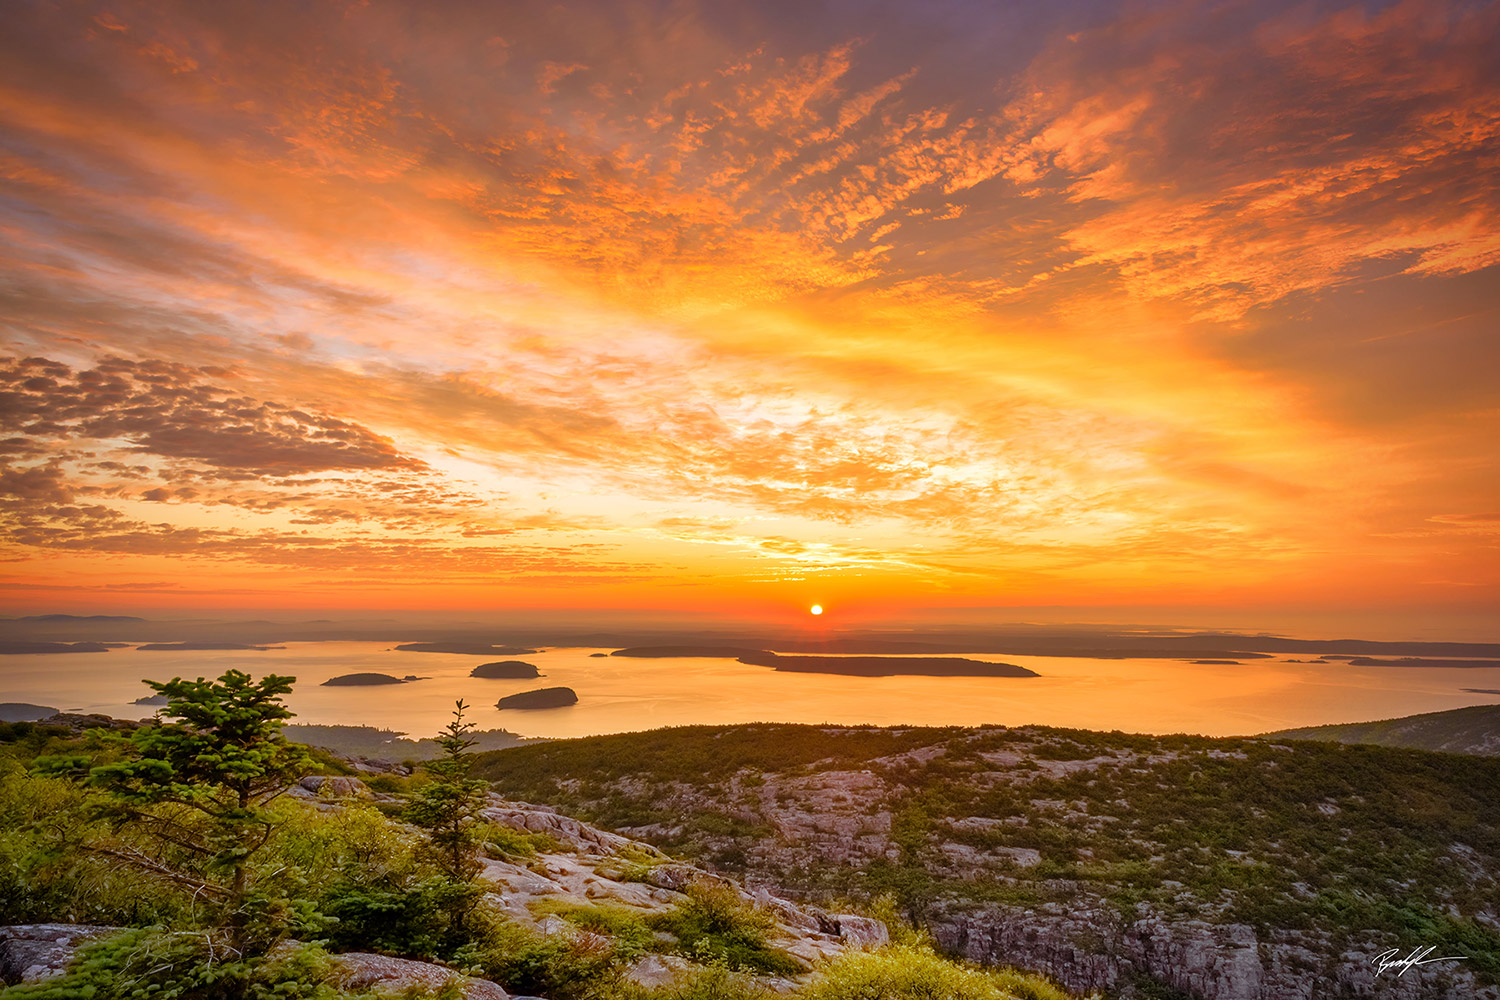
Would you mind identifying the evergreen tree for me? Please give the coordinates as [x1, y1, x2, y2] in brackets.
[78, 670, 313, 952]
[404, 699, 490, 937]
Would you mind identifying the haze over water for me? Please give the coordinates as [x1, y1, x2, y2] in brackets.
[7, 642, 1497, 741]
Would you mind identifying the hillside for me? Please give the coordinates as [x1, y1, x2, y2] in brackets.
[1264, 703, 1500, 756]
[471, 723, 1500, 999]
[0, 715, 1074, 1000]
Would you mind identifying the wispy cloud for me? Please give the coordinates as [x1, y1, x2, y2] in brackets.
[0, 0, 1495, 615]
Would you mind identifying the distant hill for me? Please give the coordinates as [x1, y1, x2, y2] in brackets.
[283, 723, 534, 759]
[1263, 703, 1500, 756]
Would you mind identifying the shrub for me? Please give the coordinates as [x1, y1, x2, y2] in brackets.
[650, 883, 802, 976]
[617, 963, 775, 1000]
[0, 764, 192, 927]
[472, 920, 623, 1000]
[800, 944, 1071, 1000]
[0, 927, 344, 1000]
[533, 900, 657, 955]
[319, 877, 484, 960]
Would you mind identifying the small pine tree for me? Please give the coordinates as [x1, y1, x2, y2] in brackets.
[404, 699, 491, 938]
[78, 670, 314, 953]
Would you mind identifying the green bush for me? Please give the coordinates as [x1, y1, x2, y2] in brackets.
[617, 963, 774, 1000]
[649, 883, 802, 976]
[0, 763, 192, 927]
[320, 877, 484, 959]
[800, 944, 1070, 1000]
[0, 927, 345, 1000]
[534, 900, 657, 955]
[472, 920, 623, 1000]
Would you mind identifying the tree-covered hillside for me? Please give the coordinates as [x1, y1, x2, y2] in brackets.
[472, 723, 1500, 997]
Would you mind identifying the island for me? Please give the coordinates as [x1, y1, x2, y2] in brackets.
[135, 642, 286, 651]
[0, 703, 59, 722]
[611, 645, 769, 658]
[1190, 659, 1241, 664]
[470, 660, 541, 679]
[0, 641, 112, 654]
[589, 652, 609, 658]
[132, 694, 169, 705]
[321, 673, 411, 686]
[1345, 657, 1500, 668]
[496, 687, 578, 710]
[736, 652, 1039, 677]
[394, 642, 538, 655]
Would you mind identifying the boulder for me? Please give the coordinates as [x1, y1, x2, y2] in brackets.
[0, 924, 119, 984]
[828, 914, 889, 948]
[299, 776, 374, 799]
[624, 953, 693, 987]
[329, 951, 509, 999]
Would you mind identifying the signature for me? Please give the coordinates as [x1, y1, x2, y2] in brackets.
[1372, 946, 1467, 978]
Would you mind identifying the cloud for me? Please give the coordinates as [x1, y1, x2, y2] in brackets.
[0, 356, 424, 475]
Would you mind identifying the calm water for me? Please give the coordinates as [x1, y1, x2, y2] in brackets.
[2, 642, 1497, 739]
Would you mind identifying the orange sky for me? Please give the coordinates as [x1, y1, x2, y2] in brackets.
[0, 0, 1497, 631]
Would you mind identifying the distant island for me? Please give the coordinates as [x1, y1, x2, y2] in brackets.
[471, 660, 541, 678]
[1342, 657, 1500, 668]
[321, 672, 416, 686]
[394, 642, 539, 655]
[0, 641, 111, 654]
[496, 686, 578, 709]
[612, 645, 769, 658]
[135, 642, 286, 651]
[737, 652, 1039, 677]
[132, 694, 169, 705]
[1190, 659, 1241, 664]
[0, 702, 59, 722]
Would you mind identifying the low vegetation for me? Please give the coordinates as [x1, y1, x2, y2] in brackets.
[0, 679, 1075, 1000]
[472, 722, 1500, 986]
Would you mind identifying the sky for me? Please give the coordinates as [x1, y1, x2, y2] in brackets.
[0, 0, 1497, 633]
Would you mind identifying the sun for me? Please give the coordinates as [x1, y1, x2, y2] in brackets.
[809, 604, 824, 616]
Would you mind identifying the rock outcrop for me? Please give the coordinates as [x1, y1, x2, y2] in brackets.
[0, 924, 119, 983]
[474, 793, 887, 966]
[329, 951, 509, 999]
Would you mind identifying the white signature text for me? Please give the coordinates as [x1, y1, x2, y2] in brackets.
[1372, 946, 1467, 978]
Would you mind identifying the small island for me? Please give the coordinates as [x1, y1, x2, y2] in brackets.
[1190, 659, 1241, 665]
[1345, 657, 1500, 668]
[132, 694, 170, 705]
[737, 652, 1039, 677]
[471, 660, 541, 679]
[0, 703, 59, 722]
[496, 686, 578, 710]
[394, 642, 538, 656]
[612, 645, 769, 658]
[136, 642, 286, 651]
[321, 673, 412, 686]
[0, 641, 112, 654]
